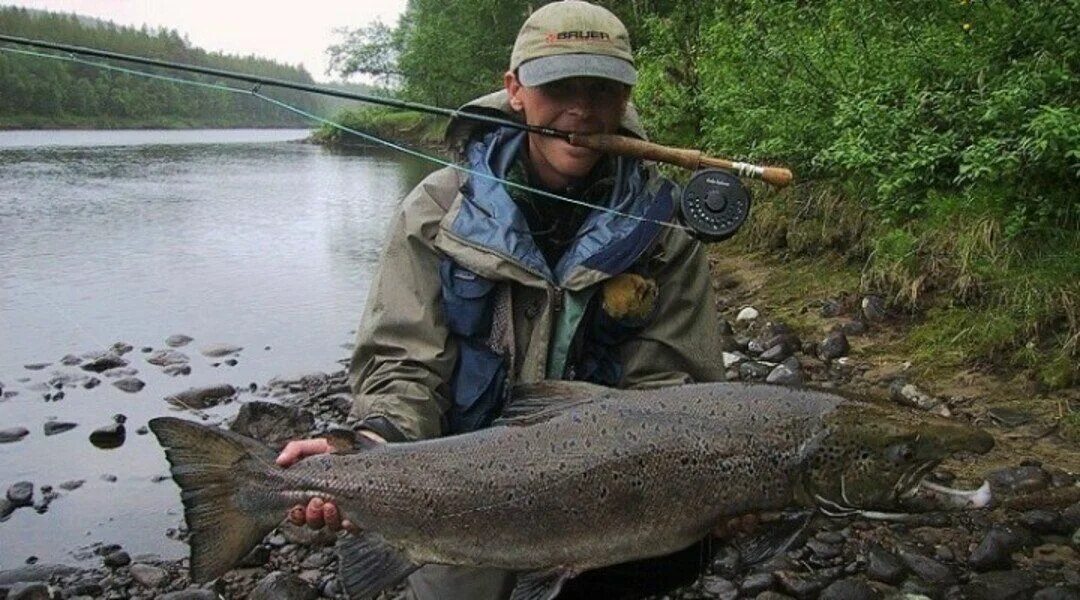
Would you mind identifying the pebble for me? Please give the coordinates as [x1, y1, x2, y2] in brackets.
[1033, 585, 1080, 599]
[129, 563, 167, 588]
[165, 334, 194, 347]
[987, 465, 1051, 495]
[23, 363, 51, 371]
[89, 424, 126, 449]
[165, 384, 237, 409]
[741, 572, 776, 595]
[83, 377, 100, 389]
[7, 482, 34, 507]
[818, 577, 881, 600]
[199, 343, 243, 358]
[60, 354, 83, 366]
[767, 357, 805, 385]
[962, 570, 1038, 600]
[819, 330, 850, 360]
[102, 550, 130, 568]
[776, 570, 825, 598]
[723, 352, 749, 368]
[0, 497, 14, 520]
[58, 480, 84, 491]
[861, 294, 887, 321]
[147, 349, 190, 367]
[110, 342, 134, 355]
[163, 364, 192, 377]
[79, 353, 128, 373]
[159, 588, 218, 599]
[1022, 509, 1070, 535]
[840, 320, 868, 336]
[101, 474, 117, 482]
[6, 582, 51, 599]
[112, 377, 145, 393]
[889, 381, 943, 412]
[736, 306, 760, 322]
[700, 575, 738, 599]
[248, 571, 318, 600]
[739, 361, 774, 381]
[0, 427, 30, 443]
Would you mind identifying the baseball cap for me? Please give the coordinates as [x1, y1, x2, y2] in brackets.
[510, 1, 637, 87]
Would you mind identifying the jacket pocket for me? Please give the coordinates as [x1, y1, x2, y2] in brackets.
[440, 261, 496, 337]
[448, 340, 506, 433]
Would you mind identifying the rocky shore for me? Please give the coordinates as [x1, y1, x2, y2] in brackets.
[1, 301, 1078, 599]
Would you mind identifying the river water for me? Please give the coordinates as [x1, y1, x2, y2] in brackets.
[0, 129, 434, 568]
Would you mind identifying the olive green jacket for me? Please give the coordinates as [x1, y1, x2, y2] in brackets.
[347, 91, 725, 441]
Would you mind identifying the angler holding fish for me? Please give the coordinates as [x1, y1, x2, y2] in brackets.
[279, 1, 730, 598]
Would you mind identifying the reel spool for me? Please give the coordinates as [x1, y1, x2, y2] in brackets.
[679, 169, 751, 243]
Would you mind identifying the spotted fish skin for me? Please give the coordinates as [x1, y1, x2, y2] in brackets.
[150, 381, 991, 590]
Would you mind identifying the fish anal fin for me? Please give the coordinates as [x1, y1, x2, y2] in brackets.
[495, 381, 611, 427]
[336, 533, 420, 599]
[510, 569, 572, 600]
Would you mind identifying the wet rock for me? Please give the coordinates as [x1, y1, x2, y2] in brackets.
[756, 593, 797, 600]
[229, 401, 315, 448]
[1032, 544, 1077, 567]
[723, 352, 749, 368]
[820, 298, 844, 318]
[83, 377, 100, 389]
[775, 570, 826, 598]
[736, 306, 760, 322]
[761, 340, 796, 362]
[89, 424, 125, 449]
[165, 334, 194, 347]
[819, 578, 881, 600]
[962, 570, 1038, 600]
[899, 550, 955, 587]
[739, 361, 774, 381]
[7, 482, 33, 507]
[0, 564, 78, 585]
[163, 364, 192, 377]
[101, 473, 117, 482]
[767, 357, 805, 386]
[969, 525, 1029, 572]
[699, 575, 738, 599]
[741, 572, 776, 595]
[159, 589, 218, 600]
[819, 330, 850, 360]
[0, 427, 29, 443]
[806, 538, 843, 560]
[248, 571, 318, 600]
[112, 377, 145, 393]
[102, 367, 138, 379]
[840, 320, 868, 336]
[60, 354, 82, 366]
[1033, 585, 1080, 599]
[888, 381, 944, 413]
[200, 343, 242, 358]
[102, 550, 130, 568]
[147, 350, 190, 367]
[987, 407, 1034, 428]
[58, 480, 84, 491]
[987, 465, 1051, 495]
[165, 384, 237, 409]
[861, 295, 887, 322]
[43, 421, 77, 436]
[80, 353, 127, 373]
[0, 498, 13, 520]
[65, 580, 104, 597]
[23, 363, 51, 371]
[128, 563, 167, 589]
[6, 582, 50, 600]
[1022, 509, 1071, 535]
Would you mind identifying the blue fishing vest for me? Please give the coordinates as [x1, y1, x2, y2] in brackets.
[440, 127, 676, 434]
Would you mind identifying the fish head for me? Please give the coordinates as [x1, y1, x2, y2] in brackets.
[803, 404, 994, 514]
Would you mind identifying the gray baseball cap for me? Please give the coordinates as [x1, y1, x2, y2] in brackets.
[510, 1, 637, 87]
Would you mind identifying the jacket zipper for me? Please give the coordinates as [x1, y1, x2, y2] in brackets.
[552, 286, 565, 313]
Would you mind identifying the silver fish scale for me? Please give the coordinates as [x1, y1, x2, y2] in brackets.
[282, 383, 841, 572]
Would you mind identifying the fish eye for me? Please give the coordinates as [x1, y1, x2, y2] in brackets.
[885, 442, 915, 464]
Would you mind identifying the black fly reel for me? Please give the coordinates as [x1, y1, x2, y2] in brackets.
[678, 169, 751, 242]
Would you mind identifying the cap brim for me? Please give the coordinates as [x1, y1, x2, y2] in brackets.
[517, 54, 637, 87]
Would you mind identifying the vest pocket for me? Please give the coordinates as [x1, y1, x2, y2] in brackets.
[440, 261, 496, 337]
[448, 340, 507, 433]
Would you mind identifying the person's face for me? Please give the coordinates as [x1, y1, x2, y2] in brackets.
[505, 71, 630, 188]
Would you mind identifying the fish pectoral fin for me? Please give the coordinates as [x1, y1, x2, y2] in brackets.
[336, 533, 420, 600]
[496, 381, 610, 427]
[509, 569, 572, 600]
[735, 510, 813, 567]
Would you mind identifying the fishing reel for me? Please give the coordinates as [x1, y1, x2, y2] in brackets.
[678, 169, 751, 243]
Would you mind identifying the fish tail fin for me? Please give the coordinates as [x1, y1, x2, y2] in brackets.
[149, 416, 286, 582]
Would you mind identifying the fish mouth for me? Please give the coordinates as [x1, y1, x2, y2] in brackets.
[903, 478, 993, 509]
[815, 461, 992, 521]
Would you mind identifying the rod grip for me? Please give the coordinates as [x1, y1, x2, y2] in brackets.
[569, 133, 793, 188]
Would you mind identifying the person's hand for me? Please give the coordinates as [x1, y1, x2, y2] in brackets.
[276, 432, 386, 534]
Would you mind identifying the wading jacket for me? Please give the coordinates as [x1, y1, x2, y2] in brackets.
[348, 91, 725, 441]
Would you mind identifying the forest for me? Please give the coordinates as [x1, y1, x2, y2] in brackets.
[326, 0, 1078, 387]
[0, 6, 328, 128]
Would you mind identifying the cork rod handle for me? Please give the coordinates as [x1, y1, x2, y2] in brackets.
[568, 133, 794, 188]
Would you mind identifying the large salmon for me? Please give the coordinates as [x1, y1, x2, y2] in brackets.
[149, 381, 993, 599]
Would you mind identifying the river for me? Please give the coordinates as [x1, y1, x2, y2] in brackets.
[0, 129, 434, 568]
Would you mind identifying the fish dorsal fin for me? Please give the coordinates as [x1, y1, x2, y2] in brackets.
[510, 569, 571, 600]
[336, 533, 420, 599]
[494, 381, 612, 427]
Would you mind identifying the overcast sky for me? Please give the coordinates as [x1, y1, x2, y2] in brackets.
[3, 0, 407, 81]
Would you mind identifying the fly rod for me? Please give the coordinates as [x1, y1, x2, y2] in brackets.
[0, 33, 793, 188]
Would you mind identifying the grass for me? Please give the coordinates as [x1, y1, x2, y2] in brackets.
[312, 107, 449, 150]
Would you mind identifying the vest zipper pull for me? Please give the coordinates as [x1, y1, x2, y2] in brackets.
[552, 287, 565, 313]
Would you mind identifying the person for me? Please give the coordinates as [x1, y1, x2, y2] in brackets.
[277, 1, 729, 598]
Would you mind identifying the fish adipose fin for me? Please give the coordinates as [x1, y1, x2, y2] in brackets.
[336, 533, 420, 599]
[496, 381, 611, 426]
[148, 417, 286, 582]
[510, 569, 571, 600]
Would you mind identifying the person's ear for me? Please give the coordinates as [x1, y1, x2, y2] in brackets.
[504, 71, 524, 112]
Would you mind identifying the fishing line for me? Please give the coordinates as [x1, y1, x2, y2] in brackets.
[0, 45, 693, 233]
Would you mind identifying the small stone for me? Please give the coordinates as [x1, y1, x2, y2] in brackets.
[129, 563, 167, 588]
[0, 498, 16, 520]
[776, 570, 825, 598]
[136, 426, 149, 435]
[767, 357, 805, 385]
[60, 354, 83, 366]
[819, 330, 850, 360]
[112, 377, 145, 393]
[23, 363, 51, 371]
[861, 295, 887, 321]
[0, 427, 30, 443]
[889, 381, 942, 412]
[840, 320, 868, 336]
[1021, 509, 1068, 535]
[736, 306, 760, 322]
[739, 361, 773, 381]
[224, 358, 238, 366]
[987, 407, 1034, 428]
[110, 342, 134, 355]
[806, 538, 842, 560]
[761, 342, 794, 362]
[101, 474, 117, 482]
[899, 550, 955, 586]
[90, 424, 125, 449]
[7, 482, 33, 507]
[820, 298, 844, 318]
[987, 465, 1051, 495]
[962, 570, 1037, 600]
[59, 480, 84, 491]
[248, 571, 319, 600]
[165, 334, 194, 347]
[700, 575, 738, 599]
[7, 582, 51, 599]
[147, 350, 190, 367]
[723, 352, 749, 368]
[159, 589, 218, 600]
[165, 384, 237, 409]
[1033, 585, 1080, 600]
[741, 572, 776, 595]
[199, 343, 243, 358]
[103, 549, 130, 568]
[163, 364, 192, 377]
[83, 377, 100, 389]
[819, 578, 881, 600]
[80, 353, 127, 373]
